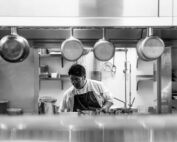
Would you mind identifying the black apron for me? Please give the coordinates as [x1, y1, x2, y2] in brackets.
[73, 91, 101, 111]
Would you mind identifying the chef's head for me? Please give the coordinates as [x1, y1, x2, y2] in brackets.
[68, 64, 86, 89]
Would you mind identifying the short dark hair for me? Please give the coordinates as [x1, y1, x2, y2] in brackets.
[68, 64, 86, 77]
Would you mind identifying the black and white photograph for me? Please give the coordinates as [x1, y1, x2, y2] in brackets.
[0, 0, 176, 142]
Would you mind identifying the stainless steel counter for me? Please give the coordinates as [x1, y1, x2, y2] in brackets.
[0, 115, 177, 142]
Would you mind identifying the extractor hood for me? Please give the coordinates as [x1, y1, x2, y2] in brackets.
[0, 0, 173, 27]
[0, 28, 177, 45]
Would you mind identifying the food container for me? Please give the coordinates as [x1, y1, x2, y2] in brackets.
[38, 96, 57, 115]
[7, 108, 23, 115]
[0, 100, 9, 114]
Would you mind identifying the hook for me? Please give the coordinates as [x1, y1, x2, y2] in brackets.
[147, 27, 153, 37]
[102, 28, 105, 40]
[70, 27, 74, 37]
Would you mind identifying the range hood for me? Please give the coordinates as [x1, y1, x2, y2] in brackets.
[0, 0, 173, 27]
[0, 28, 177, 46]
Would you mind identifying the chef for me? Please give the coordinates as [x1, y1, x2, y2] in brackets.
[58, 64, 113, 112]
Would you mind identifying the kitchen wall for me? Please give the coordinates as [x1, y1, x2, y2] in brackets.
[0, 48, 39, 114]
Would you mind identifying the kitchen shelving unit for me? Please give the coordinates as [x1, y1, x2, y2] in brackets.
[38, 48, 70, 90]
[39, 74, 69, 90]
[136, 75, 154, 90]
[39, 50, 64, 67]
[136, 56, 155, 91]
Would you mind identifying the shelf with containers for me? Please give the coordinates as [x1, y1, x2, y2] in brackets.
[38, 48, 65, 67]
[38, 48, 70, 90]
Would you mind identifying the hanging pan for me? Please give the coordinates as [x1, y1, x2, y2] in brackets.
[0, 27, 30, 63]
[136, 27, 165, 61]
[93, 28, 115, 61]
[61, 28, 83, 61]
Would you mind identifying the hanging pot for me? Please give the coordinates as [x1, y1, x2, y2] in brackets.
[136, 39, 150, 61]
[61, 28, 83, 61]
[136, 28, 165, 61]
[0, 27, 30, 63]
[93, 28, 115, 61]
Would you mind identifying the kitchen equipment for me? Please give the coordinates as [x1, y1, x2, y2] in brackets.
[112, 54, 117, 74]
[93, 28, 115, 61]
[7, 108, 23, 115]
[0, 100, 9, 114]
[0, 27, 30, 63]
[136, 27, 165, 61]
[91, 70, 102, 81]
[61, 28, 83, 61]
[38, 96, 57, 115]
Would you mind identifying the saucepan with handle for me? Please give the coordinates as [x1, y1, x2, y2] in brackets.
[61, 27, 84, 61]
[93, 28, 115, 61]
[136, 27, 165, 61]
[0, 27, 30, 63]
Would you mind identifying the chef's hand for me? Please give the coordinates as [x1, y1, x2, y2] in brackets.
[98, 102, 113, 113]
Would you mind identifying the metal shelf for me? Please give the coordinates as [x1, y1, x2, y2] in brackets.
[39, 52, 64, 68]
[136, 74, 154, 90]
[39, 74, 69, 90]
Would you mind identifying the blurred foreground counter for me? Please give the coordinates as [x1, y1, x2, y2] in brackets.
[1, 115, 177, 142]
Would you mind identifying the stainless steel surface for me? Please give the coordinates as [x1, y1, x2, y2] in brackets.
[0, 0, 158, 17]
[61, 28, 83, 61]
[0, 17, 173, 27]
[1, 115, 177, 141]
[161, 47, 172, 113]
[0, 48, 38, 114]
[0, 0, 173, 26]
[93, 28, 115, 61]
[1, 28, 177, 42]
[38, 96, 57, 115]
[0, 27, 30, 63]
[136, 28, 165, 61]
[7, 108, 23, 115]
[157, 58, 162, 113]
[153, 47, 172, 113]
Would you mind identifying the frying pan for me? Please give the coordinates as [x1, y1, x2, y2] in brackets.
[0, 27, 30, 63]
[93, 28, 115, 61]
[61, 28, 83, 61]
[136, 27, 165, 61]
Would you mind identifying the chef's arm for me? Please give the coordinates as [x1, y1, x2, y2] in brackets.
[100, 101, 113, 112]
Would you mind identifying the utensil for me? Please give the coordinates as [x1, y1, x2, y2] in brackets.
[38, 96, 57, 115]
[136, 27, 165, 61]
[93, 28, 115, 61]
[111, 54, 117, 74]
[7, 108, 23, 115]
[0, 100, 9, 114]
[61, 28, 83, 61]
[0, 27, 30, 63]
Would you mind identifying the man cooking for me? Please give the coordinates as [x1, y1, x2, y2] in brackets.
[58, 64, 113, 112]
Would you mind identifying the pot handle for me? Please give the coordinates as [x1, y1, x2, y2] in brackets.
[11, 27, 18, 35]
[147, 27, 153, 37]
[69, 27, 74, 37]
[102, 28, 106, 40]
